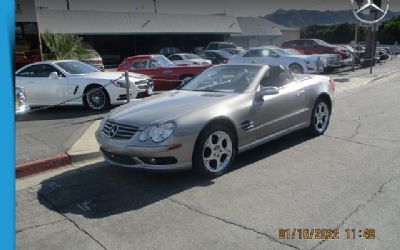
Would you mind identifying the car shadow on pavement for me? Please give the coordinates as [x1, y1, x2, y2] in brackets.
[37, 131, 312, 219]
[16, 106, 109, 122]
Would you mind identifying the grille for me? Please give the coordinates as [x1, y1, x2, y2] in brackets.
[102, 120, 139, 140]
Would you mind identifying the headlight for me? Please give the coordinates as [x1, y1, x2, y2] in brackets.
[139, 122, 176, 143]
[111, 80, 127, 88]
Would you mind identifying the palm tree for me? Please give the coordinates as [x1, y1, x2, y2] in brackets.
[40, 32, 90, 60]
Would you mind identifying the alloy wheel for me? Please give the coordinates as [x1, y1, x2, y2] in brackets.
[289, 64, 303, 74]
[87, 88, 106, 110]
[202, 131, 233, 173]
[314, 102, 329, 133]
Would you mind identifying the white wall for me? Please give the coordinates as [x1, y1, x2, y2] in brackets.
[16, 0, 37, 22]
[35, 0, 154, 13]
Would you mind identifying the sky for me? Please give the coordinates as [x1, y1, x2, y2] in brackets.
[138, 0, 400, 16]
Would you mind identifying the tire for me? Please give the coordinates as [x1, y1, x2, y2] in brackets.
[307, 97, 331, 136]
[289, 63, 304, 74]
[83, 85, 110, 111]
[193, 124, 236, 177]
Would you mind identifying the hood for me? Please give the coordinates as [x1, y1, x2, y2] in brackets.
[108, 90, 232, 128]
[285, 54, 317, 60]
[73, 71, 150, 81]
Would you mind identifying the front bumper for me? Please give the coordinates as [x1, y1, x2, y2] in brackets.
[340, 58, 353, 66]
[15, 104, 30, 114]
[96, 129, 196, 170]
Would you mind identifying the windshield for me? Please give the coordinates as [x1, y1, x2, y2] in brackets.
[180, 65, 261, 93]
[314, 39, 331, 46]
[56, 61, 99, 74]
[214, 50, 233, 59]
[219, 43, 236, 49]
[184, 54, 202, 60]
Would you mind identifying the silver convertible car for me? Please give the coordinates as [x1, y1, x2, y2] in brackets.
[96, 64, 335, 177]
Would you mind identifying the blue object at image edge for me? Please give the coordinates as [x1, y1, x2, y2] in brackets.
[0, 1, 16, 249]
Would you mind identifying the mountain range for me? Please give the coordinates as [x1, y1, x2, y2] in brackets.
[263, 9, 400, 27]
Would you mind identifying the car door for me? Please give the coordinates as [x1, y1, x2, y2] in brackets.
[239, 49, 264, 64]
[254, 66, 307, 139]
[16, 64, 68, 105]
[257, 49, 281, 66]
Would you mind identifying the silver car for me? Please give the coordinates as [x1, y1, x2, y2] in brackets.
[96, 64, 335, 177]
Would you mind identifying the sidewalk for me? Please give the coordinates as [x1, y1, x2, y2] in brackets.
[16, 58, 399, 178]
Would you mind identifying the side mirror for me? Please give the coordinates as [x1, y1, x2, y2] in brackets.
[271, 54, 280, 58]
[256, 86, 279, 99]
[49, 72, 59, 80]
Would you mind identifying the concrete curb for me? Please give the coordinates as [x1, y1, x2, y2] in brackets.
[16, 153, 71, 178]
[16, 64, 400, 179]
[69, 151, 102, 165]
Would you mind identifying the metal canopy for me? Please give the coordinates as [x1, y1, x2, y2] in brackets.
[36, 10, 241, 35]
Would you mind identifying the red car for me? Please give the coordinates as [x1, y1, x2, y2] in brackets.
[281, 39, 351, 63]
[118, 55, 211, 90]
[15, 49, 41, 70]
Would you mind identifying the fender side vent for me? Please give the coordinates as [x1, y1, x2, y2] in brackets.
[240, 120, 255, 131]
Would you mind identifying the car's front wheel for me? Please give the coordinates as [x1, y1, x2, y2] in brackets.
[307, 98, 331, 136]
[193, 124, 236, 177]
[83, 86, 110, 111]
[289, 63, 304, 74]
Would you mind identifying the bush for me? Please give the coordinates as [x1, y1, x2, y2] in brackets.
[40, 32, 89, 60]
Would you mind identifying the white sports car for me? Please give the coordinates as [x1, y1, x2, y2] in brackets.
[228, 46, 321, 74]
[168, 53, 212, 66]
[15, 60, 154, 111]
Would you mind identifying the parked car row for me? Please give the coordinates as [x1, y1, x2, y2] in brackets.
[15, 38, 387, 115]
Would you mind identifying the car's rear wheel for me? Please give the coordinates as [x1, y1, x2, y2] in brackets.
[84, 86, 110, 111]
[307, 98, 331, 136]
[289, 63, 304, 74]
[193, 124, 236, 177]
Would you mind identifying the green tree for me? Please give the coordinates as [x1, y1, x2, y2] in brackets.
[379, 17, 400, 45]
[40, 32, 89, 60]
[301, 23, 367, 44]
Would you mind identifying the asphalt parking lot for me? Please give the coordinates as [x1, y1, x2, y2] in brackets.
[16, 69, 400, 249]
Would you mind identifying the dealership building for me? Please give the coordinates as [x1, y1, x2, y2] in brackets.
[16, 0, 300, 65]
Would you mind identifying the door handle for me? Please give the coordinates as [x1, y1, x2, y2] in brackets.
[296, 90, 305, 96]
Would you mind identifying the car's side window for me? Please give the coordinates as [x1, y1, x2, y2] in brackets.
[169, 55, 180, 61]
[297, 40, 306, 47]
[30, 64, 61, 77]
[148, 58, 162, 68]
[260, 66, 293, 88]
[303, 40, 313, 48]
[208, 44, 217, 50]
[243, 49, 262, 58]
[130, 59, 148, 69]
[201, 52, 215, 59]
[17, 67, 32, 77]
